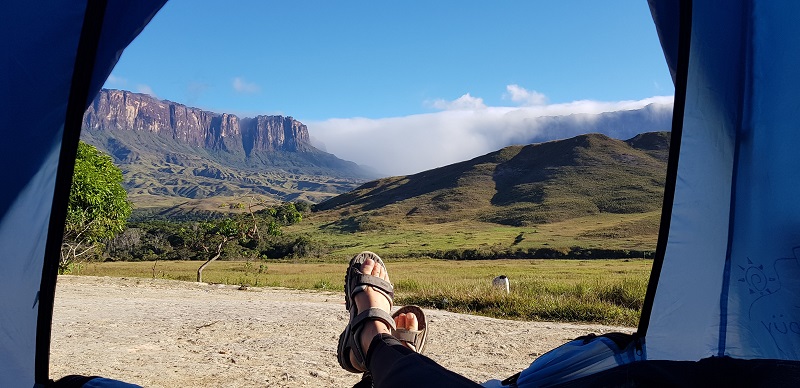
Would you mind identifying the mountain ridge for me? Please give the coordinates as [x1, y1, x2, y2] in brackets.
[85, 89, 315, 154]
[315, 131, 669, 228]
[81, 89, 375, 206]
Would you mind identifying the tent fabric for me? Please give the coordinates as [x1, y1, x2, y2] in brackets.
[645, 0, 800, 361]
[511, 333, 644, 387]
[0, 2, 165, 386]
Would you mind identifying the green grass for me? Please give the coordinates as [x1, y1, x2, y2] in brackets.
[286, 211, 660, 261]
[70, 258, 652, 326]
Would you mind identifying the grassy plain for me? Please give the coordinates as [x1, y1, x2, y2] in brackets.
[285, 210, 660, 261]
[71, 258, 651, 326]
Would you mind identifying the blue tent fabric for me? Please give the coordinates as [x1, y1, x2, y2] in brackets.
[0, 2, 165, 386]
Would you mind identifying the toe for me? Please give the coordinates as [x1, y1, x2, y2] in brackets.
[407, 312, 419, 331]
[361, 258, 375, 276]
[395, 312, 407, 329]
[372, 260, 383, 278]
[364, 257, 390, 283]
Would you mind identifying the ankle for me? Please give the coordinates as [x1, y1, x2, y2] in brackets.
[360, 321, 391, 354]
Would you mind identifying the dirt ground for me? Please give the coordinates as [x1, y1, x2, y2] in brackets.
[50, 276, 632, 387]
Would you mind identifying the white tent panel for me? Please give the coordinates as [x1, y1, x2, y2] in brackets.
[645, 0, 744, 361]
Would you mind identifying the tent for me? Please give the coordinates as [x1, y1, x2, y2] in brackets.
[1, 2, 167, 386]
[2, 0, 799, 386]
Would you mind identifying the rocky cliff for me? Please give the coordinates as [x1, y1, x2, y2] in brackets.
[83, 89, 311, 155]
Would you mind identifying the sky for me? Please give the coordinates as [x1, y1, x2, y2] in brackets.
[107, 1, 674, 176]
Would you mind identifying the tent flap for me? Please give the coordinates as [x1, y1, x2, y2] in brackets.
[645, 0, 800, 361]
[0, 1, 165, 385]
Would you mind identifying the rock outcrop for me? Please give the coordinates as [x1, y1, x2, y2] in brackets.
[83, 89, 311, 154]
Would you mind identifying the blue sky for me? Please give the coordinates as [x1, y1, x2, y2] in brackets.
[107, 1, 674, 175]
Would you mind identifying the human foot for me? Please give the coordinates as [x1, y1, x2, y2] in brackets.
[337, 252, 396, 373]
[349, 257, 394, 366]
[392, 305, 428, 353]
[394, 311, 419, 351]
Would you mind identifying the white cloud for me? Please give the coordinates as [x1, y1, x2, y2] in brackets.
[136, 84, 156, 97]
[232, 77, 261, 94]
[504, 84, 547, 106]
[105, 74, 128, 87]
[429, 93, 486, 111]
[307, 95, 674, 177]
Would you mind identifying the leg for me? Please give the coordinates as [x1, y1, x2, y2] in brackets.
[366, 333, 480, 387]
[338, 252, 480, 387]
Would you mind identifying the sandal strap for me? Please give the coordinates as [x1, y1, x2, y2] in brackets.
[346, 267, 394, 310]
[393, 328, 423, 345]
[348, 307, 396, 368]
[352, 307, 396, 332]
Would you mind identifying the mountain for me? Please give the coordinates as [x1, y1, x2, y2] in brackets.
[315, 132, 669, 227]
[515, 103, 673, 147]
[81, 89, 376, 206]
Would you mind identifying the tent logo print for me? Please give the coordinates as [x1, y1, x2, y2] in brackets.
[738, 257, 776, 297]
[744, 247, 800, 358]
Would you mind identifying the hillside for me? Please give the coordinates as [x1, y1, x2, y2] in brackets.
[81, 89, 376, 207]
[316, 132, 669, 227]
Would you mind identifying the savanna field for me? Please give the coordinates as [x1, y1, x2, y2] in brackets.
[71, 258, 651, 327]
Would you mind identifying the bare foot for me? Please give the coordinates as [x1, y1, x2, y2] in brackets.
[394, 312, 420, 351]
[349, 258, 393, 368]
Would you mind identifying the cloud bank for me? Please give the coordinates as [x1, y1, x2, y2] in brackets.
[428, 93, 486, 110]
[308, 86, 673, 177]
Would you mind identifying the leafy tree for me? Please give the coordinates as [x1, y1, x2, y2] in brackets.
[274, 202, 302, 225]
[62, 142, 131, 273]
[196, 218, 243, 282]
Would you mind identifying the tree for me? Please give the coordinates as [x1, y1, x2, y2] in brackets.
[195, 218, 243, 282]
[61, 142, 131, 273]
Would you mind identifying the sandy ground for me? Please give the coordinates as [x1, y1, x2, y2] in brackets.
[50, 276, 632, 387]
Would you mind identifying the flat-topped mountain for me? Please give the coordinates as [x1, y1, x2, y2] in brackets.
[81, 89, 376, 206]
[84, 89, 312, 154]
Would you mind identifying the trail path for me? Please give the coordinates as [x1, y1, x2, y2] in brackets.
[51, 276, 632, 387]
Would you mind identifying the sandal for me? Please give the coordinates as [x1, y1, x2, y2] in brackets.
[391, 305, 428, 354]
[337, 252, 396, 373]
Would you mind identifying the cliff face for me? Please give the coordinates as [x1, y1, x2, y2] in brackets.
[83, 89, 311, 154]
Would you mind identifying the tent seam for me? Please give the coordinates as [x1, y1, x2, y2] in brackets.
[718, 0, 755, 358]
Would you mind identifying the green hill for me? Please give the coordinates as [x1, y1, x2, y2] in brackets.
[316, 132, 668, 226]
[293, 132, 668, 259]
